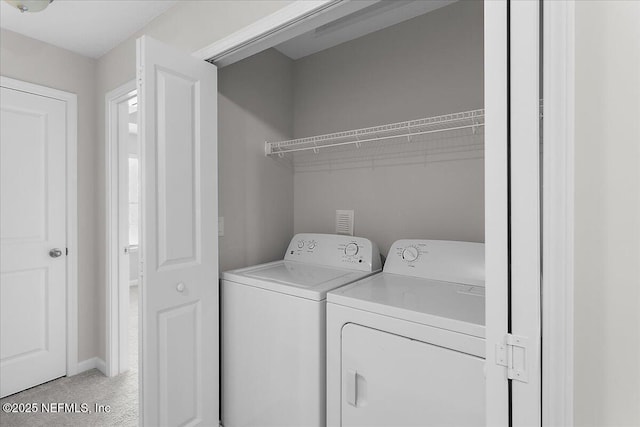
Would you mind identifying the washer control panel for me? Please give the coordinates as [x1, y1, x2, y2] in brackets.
[385, 239, 485, 286]
[284, 233, 381, 272]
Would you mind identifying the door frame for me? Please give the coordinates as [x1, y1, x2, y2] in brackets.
[0, 76, 79, 376]
[191, 0, 576, 423]
[541, 1, 576, 425]
[105, 79, 137, 377]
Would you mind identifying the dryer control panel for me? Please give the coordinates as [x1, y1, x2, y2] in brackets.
[285, 233, 382, 272]
[384, 239, 485, 286]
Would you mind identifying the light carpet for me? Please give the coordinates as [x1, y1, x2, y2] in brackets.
[1, 286, 139, 427]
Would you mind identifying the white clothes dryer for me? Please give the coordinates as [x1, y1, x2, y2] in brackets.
[221, 233, 381, 427]
[326, 239, 485, 427]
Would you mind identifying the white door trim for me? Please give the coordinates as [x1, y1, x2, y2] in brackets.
[0, 75, 78, 376]
[542, 1, 575, 425]
[105, 79, 137, 377]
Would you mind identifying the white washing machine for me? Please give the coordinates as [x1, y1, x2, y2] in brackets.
[221, 233, 381, 427]
[326, 239, 486, 427]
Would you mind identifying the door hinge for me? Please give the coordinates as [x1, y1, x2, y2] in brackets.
[495, 334, 529, 383]
[66, 248, 69, 256]
[137, 67, 143, 86]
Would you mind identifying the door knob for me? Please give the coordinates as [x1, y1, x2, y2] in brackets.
[49, 248, 63, 258]
[176, 282, 185, 292]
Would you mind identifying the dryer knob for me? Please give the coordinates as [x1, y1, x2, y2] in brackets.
[402, 246, 419, 262]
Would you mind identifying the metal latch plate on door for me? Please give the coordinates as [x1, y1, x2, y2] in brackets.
[495, 334, 529, 383]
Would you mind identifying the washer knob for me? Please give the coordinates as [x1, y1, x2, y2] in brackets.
[308, 242, 316, 250]
[344, 243, 359, 256]
[297, 240, 305, 249]
[402, 246, 419, 262]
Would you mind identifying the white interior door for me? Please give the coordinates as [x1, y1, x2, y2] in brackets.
[0, 86, 67, 398]
[106, 84, 136, 377]
[118, 91, 133, 374]
[137, 36, 219, 426]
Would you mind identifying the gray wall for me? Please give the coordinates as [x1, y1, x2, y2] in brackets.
[218, 49, 294, 271]
[0, 29, 99, 362]
[574, 1, 640, 425]
[292, 0, 484, 256]
[2, 1, 296, 364]
[94, 0, 294, 361]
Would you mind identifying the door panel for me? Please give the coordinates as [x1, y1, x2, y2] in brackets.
[137, 36, 218, 426]
[484, 0, 510, 424]
[509, 0, 542, 424]
[341, 324, 485, 427]
[158, 302, 200, 426]
[0, 107, 47, 240]
[0, 87, 67, 398]
[155, 69, 199, 268]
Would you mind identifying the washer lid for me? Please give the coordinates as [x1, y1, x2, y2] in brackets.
[221, 260, 377, 301]
[327, 273, 485, 338]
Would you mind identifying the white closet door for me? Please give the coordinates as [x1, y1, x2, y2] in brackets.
[484, 0, 510, 423]
[485, 0, 542, 425]
[0, 87, 67, 398]
[137, 35, 219, 426]
[509, 0, 542, 424]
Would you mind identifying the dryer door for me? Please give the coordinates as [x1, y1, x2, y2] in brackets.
[341, 324, 485, 427]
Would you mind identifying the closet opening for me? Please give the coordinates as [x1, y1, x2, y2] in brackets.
[217, 0, 485, 271]
[214, 1, 516, 425]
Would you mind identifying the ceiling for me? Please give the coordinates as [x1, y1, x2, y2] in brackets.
[275, 0, 455, 60]
[0, 0, 178, 58]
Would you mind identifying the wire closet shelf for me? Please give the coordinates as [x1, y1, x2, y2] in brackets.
[265, 108, 484, 157]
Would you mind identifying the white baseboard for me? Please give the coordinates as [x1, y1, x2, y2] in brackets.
[76, 357, 107, 376]
[95, 357, 106, 375]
